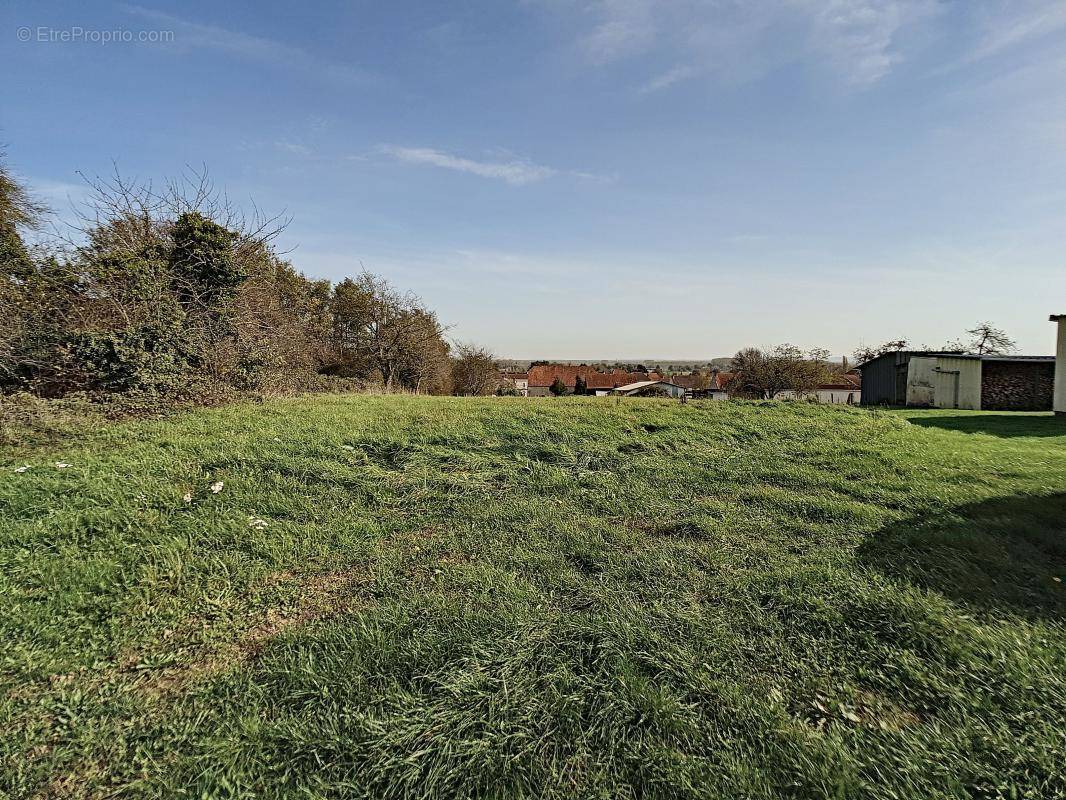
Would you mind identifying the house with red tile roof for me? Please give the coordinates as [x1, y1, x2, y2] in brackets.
[526, 365, 662, 396]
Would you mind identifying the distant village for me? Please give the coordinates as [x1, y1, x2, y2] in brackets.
[495, 362, 863, 404]
[496, 314, 1066, 413]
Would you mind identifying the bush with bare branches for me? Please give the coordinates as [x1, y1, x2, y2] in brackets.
[1, 158, 454, 400]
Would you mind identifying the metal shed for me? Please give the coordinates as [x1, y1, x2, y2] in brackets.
[856, 351, 937, 406]
[859, 351, 1055, 410]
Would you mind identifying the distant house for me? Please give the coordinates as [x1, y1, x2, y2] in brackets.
[663, 373, 719, 399]
[814, 376, 862, 405]
[526, 365, 662, 396]
[858, 351, 1054, 410]
[500, 371, 529, 396]
[776, 375, 861, 404]
[706, 371, 732, 400]
[609, 380, 686, 398]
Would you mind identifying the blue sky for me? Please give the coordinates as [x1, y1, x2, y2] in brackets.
[4, 0, 1065, 358]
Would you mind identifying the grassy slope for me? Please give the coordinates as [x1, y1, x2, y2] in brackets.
[1, 397, 1065, 799]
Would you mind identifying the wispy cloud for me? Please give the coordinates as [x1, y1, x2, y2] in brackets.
[378, 145, 558, 186]
[800, 0, 939, 87]
[637, 64, 696, 94]
[275, 140, 312, 156]
[32, 178, 90, 209]
[122, 5, 372, 86]
[580, 0, 657, 64]
[967, 0, 1066, 63]
[562, 0, 937, 92]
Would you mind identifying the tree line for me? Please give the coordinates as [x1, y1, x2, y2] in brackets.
[0, 155, 502, 401]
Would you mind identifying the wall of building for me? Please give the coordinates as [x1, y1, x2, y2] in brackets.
[816, 389, 860, 404]
[1055, 318, 1066, 415]
[979, 361, 1054, 411]
[776, 389, 860, 404]
[859, 352, 910, 405]
[657, 383, 686, 398]
[932, 357, 982, 410]
[905, 357, 937, 406]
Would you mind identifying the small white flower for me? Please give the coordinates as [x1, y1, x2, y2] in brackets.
[182, 492, 193, 504]
[13, 465, 30, 474]
[247, 516, 269, 530]
[209, 481, 224, 494]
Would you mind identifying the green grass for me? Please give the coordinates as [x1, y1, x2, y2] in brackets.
[1, 396, 1065, 799]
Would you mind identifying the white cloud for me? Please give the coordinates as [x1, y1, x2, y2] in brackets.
[122, 5, 371, 86]
[378, 145, 558, 185]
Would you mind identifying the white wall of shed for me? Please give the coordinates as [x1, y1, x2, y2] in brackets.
[1055, 319, 1066, 414]
[933, 357, 982, 410]
[906, 357, 937, 406]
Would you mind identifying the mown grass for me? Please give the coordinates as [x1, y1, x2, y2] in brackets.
[1, 396, 1064, 799]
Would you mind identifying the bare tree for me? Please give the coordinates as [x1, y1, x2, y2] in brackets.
[963, 321, 1016, 355]
[450, 343, 500, 396]
[853, 338, 908, 365]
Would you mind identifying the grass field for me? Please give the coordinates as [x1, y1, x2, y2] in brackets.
[2, 396, 1065, 799]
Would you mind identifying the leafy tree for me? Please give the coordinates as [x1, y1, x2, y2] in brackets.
[634, 385, 670, 398]
[331, 272, 449, 392]
[549, 376, 568, 396]
[0, 154, 62, 391]
[728, 344, 831, 399]
[170, 211, 242, 305]
[573, 375, 588, 395]
[0, 154, 45, 275]
[0, 156, 454, 400]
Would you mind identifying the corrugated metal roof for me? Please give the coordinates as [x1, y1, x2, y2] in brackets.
[938, 354, 1054, 362]
[612, 380, 682, 392]
[857, 351, 1053, 369]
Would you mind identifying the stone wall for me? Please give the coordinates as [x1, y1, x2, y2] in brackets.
[980, 361, 1054, 411]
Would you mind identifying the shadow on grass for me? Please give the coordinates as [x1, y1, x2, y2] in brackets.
[908, 413, 1066, 438]
[859, 493, 1066, 619]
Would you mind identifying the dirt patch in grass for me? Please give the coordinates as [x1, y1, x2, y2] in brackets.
[798, 689, 923, 733]
[139, 567, 373, 697]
